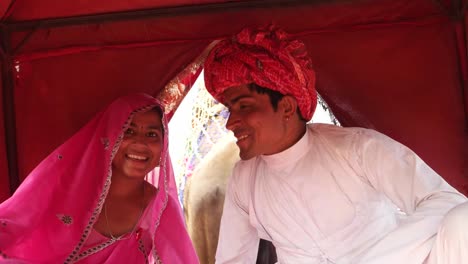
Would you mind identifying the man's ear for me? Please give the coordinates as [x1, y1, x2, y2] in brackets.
[279, 95, 298, 119]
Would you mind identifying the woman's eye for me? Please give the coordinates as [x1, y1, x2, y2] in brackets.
[124, 128, 134, 135]
[147, 132, 158, 137]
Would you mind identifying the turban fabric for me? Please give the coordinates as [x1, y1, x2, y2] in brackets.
[204, 25, 317, 120]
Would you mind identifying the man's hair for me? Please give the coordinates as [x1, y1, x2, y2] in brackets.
[247, 83, 307, 121]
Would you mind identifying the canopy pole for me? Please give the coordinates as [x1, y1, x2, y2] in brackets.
[6, 0, 327, 31]
[0, 24, 20, 194]
[454, 19, 468, 125]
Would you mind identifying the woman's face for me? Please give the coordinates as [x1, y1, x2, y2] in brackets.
[112, 109, 163, 179]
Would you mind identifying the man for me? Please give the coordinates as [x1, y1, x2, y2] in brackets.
[203, 25, 468, 264]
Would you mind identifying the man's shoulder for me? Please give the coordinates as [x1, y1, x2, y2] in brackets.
[308, 122, 371, 133]
[307, 123, 385, 150]
[307, 123, 371, 139]
[224, 158, 258, 205]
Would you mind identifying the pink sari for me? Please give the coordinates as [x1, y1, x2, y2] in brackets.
[0, 94, 199, 264]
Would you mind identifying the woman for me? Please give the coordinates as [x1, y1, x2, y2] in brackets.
[0, 93, 199, 263]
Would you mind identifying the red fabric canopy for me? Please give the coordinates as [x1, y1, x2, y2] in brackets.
[0, 62, 10, 202]
[0, 0, 466, 201]
[4, 0, 232, 21]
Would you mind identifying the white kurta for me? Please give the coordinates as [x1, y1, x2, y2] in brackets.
[215, 124, 467, 264]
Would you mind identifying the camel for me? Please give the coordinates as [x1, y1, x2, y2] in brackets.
[184, 134, 277, 264]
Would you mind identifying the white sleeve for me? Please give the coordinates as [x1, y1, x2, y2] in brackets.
[354, 129, 467, 261]
[215, 163, 260, 264]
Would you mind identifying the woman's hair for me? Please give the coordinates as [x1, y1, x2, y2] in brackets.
[151, 106, 165, 134]
[152, 105, 163, 117]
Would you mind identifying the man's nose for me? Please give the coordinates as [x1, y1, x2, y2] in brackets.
[225, 112, 240, 131]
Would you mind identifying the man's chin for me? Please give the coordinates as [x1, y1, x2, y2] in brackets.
[239, 150, 256, 160]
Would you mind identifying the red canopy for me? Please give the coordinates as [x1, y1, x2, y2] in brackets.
[0, 0, 466, 202]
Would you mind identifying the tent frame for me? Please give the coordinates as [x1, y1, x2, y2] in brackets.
[0, 25, 19, 194]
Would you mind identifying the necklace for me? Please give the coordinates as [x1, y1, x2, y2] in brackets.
[104, 183, 145, 241]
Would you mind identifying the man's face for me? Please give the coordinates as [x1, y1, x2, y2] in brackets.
[112, 109, 163, 179]
[222, 84, 287, 160]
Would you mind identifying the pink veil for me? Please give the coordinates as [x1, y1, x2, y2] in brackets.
[0, 93, 198, 263]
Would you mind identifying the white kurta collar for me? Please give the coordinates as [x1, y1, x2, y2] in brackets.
[260, 126, 310, 170]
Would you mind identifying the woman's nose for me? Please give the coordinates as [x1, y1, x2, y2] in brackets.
[131, 133, 148, 145]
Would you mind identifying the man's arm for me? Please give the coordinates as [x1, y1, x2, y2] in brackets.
[215, 164, 260, 264]
[354, 129, 467, 262]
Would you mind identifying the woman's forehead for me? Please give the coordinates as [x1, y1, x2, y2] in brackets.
[130, 110, 163, 128]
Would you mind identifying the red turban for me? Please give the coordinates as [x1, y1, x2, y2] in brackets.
[204, 25, 317, 120]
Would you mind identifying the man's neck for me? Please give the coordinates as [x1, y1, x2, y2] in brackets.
[280, 121, 307, 152]
[290, 123, 307, 146]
